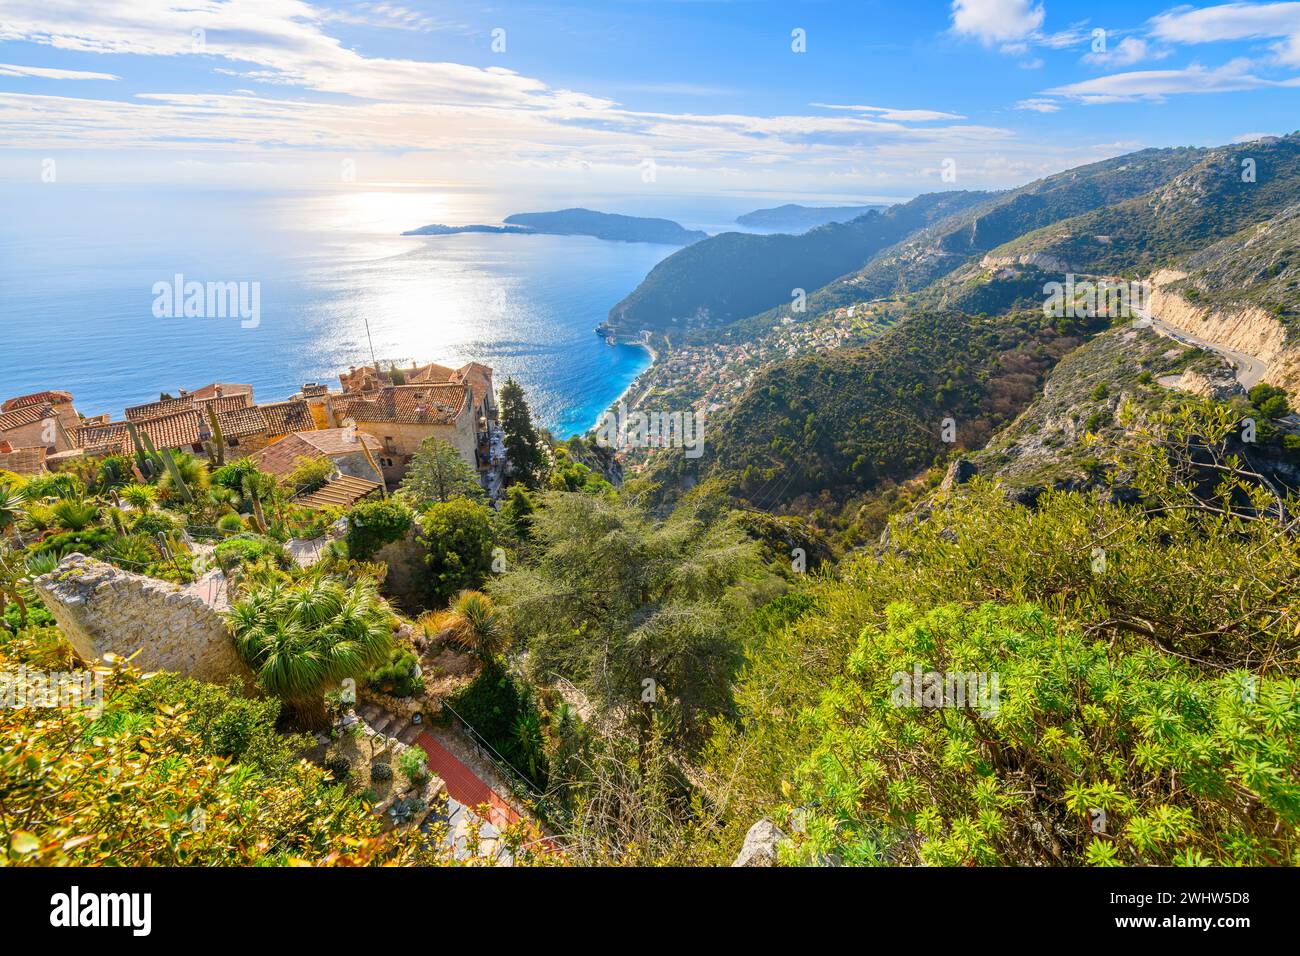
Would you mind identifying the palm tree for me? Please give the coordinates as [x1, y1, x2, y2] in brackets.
[424, 589, 510, 665]
[228, 577, 393, 728]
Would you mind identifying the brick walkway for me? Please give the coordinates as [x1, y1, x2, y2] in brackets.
[415, 732, 522, 831]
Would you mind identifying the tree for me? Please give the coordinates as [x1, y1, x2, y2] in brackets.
[399, 437, 483, 507]
[227, 577, 394, 728]
[426, 589, 509, 664]
[417, 498, 494, 608]
[499, 378, 546, 489]
[491, 492, 779, 750]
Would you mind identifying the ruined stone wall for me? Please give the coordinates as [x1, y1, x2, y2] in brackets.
[34, 553, 252, 683]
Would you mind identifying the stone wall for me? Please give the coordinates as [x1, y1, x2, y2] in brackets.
[34, 553, 252, 683]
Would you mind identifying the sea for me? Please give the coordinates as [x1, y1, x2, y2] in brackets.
[0, 183, 768, 439]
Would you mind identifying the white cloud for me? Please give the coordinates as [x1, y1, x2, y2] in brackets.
[0, 62, 119, 80]
[1046, 62, 1300, 102]
[950, 0, 1045, 45]
[809, 103, 968, 121]
[1015, 97, 1060, 111]
[1082, 36, 1164, 67]
[1150, 2, 1300, 67]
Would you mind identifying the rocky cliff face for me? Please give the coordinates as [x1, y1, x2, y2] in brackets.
[34, 554, 251, 683]
[1149, 269, 1300, 396]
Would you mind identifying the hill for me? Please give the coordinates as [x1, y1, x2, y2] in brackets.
[502, 208, 707, 244]
[735, 202, 889, 231]
[606, 191, 992, 336]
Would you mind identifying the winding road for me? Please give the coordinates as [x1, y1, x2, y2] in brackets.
[1134, 306, 1268, 391]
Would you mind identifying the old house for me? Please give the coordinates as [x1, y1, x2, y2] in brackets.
[0, 390, 80, 455]
[334, 382, 478, 485]
[249, 427, 384, 486]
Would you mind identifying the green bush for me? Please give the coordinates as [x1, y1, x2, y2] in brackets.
[397, 746, 430, 786]
[790, 602, 1300, 867]
[370, 761, 393, 783]
[217, 513, 246, 535]
[214, 534, 289, 572]
[417, 498, 493, 607]
[448, 660, 548, 789]
[346, 499, 414, 561]
[366, 647, 425, 698]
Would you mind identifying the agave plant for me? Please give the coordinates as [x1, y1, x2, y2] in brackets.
[0, 483, 26, 536]
[227, 577, 394, 728]
[119, 482, 158, 511]
[50, 498, 101, 533]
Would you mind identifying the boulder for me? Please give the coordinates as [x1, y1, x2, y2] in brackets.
[732, 819, 789, 867]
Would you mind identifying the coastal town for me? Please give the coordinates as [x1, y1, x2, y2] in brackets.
[0, 360, 507, 503]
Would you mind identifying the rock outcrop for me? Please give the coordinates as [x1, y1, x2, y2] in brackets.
[34, 553, 250, 683]
[732, 819, 789, 867]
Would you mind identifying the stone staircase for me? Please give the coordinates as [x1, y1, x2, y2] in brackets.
[358, 702, 423, 746]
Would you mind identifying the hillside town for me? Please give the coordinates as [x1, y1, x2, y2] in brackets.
[0, 360, 506, 505]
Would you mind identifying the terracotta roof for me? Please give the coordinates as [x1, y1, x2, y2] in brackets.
[406, 362, 458, 385]
[198, 393, 253, 415]
[338, 384, 467, 425]
[0, 446, 47, 476]
[134, 409, 202, 451]
[260, 400, 315, 436]
[126, 397, 194, 422]
[76, 421, 130, 455]
[215, 405, 269, 440]
[2, 391, 73, 413]
[249, 429, 381, 476]
[0, 403, 56, 433]
[296, 474, 383, 510]
[456, 362, 495, 413]
[188, 383, 253, 402]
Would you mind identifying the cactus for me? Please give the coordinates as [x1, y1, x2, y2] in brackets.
[159, 448, 194, 505]
[204, 405, 226, 467]
[124, 421, 159, 480]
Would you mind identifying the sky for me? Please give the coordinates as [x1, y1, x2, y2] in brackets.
[0, 0, 1298, 203]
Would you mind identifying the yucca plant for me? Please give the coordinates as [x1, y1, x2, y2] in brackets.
[423, 589, 510, 665]
[0, 483, 26, 535]
[228, 577, 394, 728]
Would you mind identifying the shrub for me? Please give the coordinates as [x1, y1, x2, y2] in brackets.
[369, 761, 393, 782]
[790, 602, 1300, 867]
[214, 534, 289, 572]
[216, 513, 246, 535]
[284, 456, 336, 497]
[131, 510, 182, 537]
[448, 660, 548, 789]
[397, 746, 430, 786]
[50, 499, 100, 532]
[417, 498, 494, 608]
[346, 499, 414, 561]
[325, 756, 351, 782]
[366, 647, 425, 698]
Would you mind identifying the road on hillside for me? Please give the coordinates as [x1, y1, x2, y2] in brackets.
[1134, 306, 1268, 390]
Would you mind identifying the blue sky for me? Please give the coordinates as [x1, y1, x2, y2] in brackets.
[1, 1, 1297, 201]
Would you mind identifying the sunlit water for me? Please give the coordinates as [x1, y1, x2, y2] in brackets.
[0, 184, 689, 438]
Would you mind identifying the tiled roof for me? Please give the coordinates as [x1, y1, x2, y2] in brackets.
[260, 400, 315, 436]
[406, 362, 458, 385]
[0, 446, 47, 476]
[0, 403, 55, 433]
[214, 405, 269, 440]
[338, 384, 466, 425]
[197, 394, 253, 415]
[76, 421, 130, 455]
[189, 383, 253, 402]
[126, 397, 194, 422]
[250, 429, 381, 476]
[134, 409, 202, 451]
[2, 391, 73, 413]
